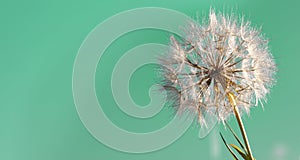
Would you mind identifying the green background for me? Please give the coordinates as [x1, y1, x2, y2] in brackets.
[1, 0, 299, 159]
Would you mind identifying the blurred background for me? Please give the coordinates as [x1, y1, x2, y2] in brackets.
[1, 0, 299, 159]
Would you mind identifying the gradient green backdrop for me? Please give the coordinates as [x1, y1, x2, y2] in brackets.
[1, 0, 299, 159]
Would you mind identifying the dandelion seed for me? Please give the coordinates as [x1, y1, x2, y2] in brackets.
[158, 9, 276, 127]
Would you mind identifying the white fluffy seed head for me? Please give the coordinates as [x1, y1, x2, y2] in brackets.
[159, 9, 276, 126]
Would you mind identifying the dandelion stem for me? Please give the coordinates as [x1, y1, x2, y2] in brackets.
[227, 92, 254, 160]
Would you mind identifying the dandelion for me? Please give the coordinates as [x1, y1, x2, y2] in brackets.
[158, 9, 276, 159]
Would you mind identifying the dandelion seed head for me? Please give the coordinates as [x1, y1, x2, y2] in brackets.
[159, 9, 276, 126]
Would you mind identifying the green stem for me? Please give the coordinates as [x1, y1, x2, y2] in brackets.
[227, 93, 254, 160]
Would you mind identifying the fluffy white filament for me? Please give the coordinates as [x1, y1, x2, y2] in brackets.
[159, 10, 276, 126]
